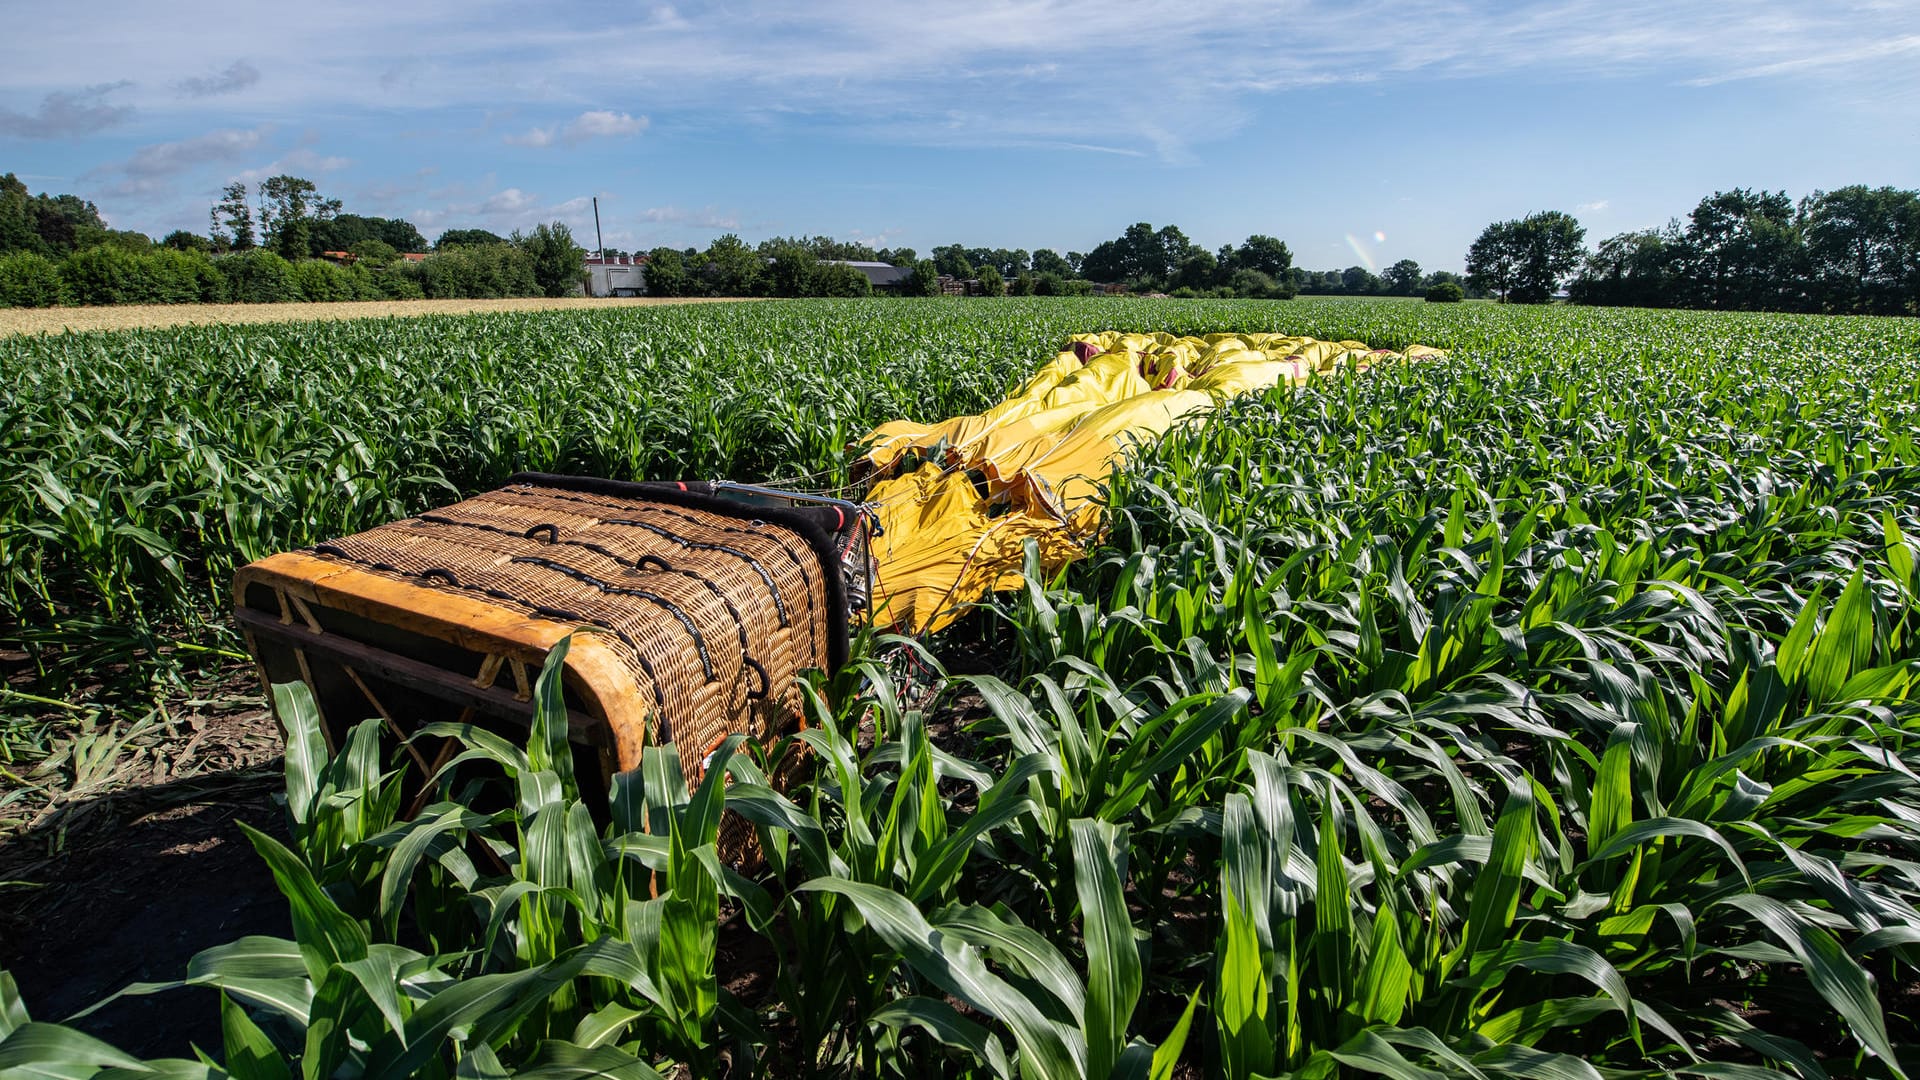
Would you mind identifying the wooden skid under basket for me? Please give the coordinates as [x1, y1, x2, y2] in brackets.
[234, 474, 852, 861]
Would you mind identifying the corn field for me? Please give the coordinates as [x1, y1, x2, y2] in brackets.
[3, 297, 1920, 1077]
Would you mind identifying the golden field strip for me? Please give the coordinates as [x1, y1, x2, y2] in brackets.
[0, 295, 749, 337]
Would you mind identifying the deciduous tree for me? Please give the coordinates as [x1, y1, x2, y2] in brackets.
[512, 221, 587, 297]
[1468, 211, 1585, 303]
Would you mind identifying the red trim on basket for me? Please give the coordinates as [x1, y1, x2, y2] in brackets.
[833, 506, 845, 530]
[676, 481, 687, 491]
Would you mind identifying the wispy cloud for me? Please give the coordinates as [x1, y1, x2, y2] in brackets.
[0, 83, 133, 138]
[5, 1, 1911, 159]
[237, 147, 351, 185]
[176, 60, 261, 97]
[506, 110, 649, 147]
[408, 183, 606, 239]
[638, 205, 741, 230]
[1577, 199, 1610, 213]
[1683, 33, 1920, 86]
[84, 124, 275, 197]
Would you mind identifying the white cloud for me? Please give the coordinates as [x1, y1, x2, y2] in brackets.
[4, 0, 1911, 161]
[639, 205, 740, 230]
[480, 187, 540, 214]
[1576, 200, 1610, 213]
[236, 147, 351, 185]
[506, 109, 649, 147]
[410, 184, 605, 239]
[1685, 33, 1920, 86]
[84, 124, 275, 198]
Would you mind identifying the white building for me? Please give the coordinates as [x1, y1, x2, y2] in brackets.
[584, 255, 647, 297]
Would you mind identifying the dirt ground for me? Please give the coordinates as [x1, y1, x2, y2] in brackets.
[0, 725, 288, 1057]
[0, 296, 750, 337]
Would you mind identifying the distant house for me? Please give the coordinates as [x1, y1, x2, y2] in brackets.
[400, 253, 430, 264]
[937, 275, 991, 297]
[826, 260, 913, 294]
[585, 254, 649, 297]
[319, 250, 356, 265]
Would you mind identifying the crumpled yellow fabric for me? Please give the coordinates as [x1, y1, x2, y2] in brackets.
[863, 331, 1442, 632]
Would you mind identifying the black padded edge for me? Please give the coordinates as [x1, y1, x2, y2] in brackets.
[505, 472, 851, 672]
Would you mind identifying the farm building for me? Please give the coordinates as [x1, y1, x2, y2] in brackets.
[585, 253, 649, 297]
[825, 260, 914, 294]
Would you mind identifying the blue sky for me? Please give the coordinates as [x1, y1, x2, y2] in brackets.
[4, 1, 1916, 272]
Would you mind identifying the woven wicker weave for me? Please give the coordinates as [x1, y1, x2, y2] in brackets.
[236, 475, 849, 862]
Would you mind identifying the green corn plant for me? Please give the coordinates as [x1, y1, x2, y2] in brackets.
[718, 649, 1055, 1075]
[799, 817, 1198, 1080]
[74, 635, 756, 1077]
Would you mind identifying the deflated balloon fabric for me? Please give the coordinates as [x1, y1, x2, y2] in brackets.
[860, 331, 1444, 633]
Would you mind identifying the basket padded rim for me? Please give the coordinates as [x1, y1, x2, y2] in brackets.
[233, 550, 655, 770]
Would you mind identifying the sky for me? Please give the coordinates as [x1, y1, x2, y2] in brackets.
[3, 1, 1917, 273]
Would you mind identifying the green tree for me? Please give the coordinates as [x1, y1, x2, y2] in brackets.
[975, 265, 1005, 296]
[0, 173, 43, 254]
[930, 244, 973, 278]
[1009, 271, 1037, 296]
[436, 228, 507, 250]
[1080, 222, 1198, 287]
[258, 175, 340, 261]
[512, 221, 587, 297]
[211, 181, 254, 251]
[1031, 249, 1074, 278]
[1568, 229, 1679, 308]
[765, 245, 818, 297]
[1230, 268, 1282, 298]
[1174, 250, 1218, 291]
[0, 251, 63, 305]
[1341, 265, 1381, 294]
[161, 229, 212, 253]
[904, 260, 941, 296]
[815, 261, 874, 297]
[1801, 185, 1920, 315]
[1677, 189, 1800, 310]
[58, 245, 138, 304]
[349, 238, 399, 266]
[1383, 258, 1423, 295]
[216, 249, 300, 302]
[642, 247, 693, 296]
[1467, 211, 1585, 303]
[4, 186, 107, 255]
[1425, 281, 1465, 302]
[1230, 234, 1293, 281]
[962, 248, 1028, 276]
[314, 214, 428, 255]
[697, 234, 763, 296]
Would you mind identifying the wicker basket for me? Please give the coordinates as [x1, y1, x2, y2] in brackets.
[234, 474, 855, 862]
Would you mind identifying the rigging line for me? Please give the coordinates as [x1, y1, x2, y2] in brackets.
[411, 514, 757, 658]
[307, 544, 668, 709]
[509, 556, 717, 682]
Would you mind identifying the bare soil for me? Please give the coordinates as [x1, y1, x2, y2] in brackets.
[0, 747, 288, 1057]
[0, 296, 751, 337]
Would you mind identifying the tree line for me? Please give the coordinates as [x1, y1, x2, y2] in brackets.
[10, 167, 1916, 314]
[636, 224, 1314, 299]
[1468, 186, 1920, 315]
[0, 173, 587, 308]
